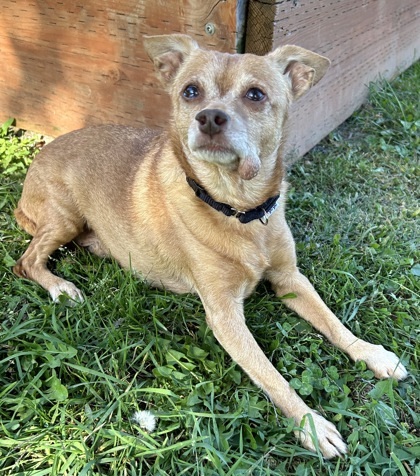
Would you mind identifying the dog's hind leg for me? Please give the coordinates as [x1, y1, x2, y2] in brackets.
[14, 204, 85, 302]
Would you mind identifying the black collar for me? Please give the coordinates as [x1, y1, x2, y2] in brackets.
[186, 177, 280, 225]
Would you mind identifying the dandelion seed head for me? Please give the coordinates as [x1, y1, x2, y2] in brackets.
[132, 410, 157, 433]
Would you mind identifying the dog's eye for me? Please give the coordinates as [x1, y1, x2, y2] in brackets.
[245, 88, 266, 102]
[183, 85, 200, 99]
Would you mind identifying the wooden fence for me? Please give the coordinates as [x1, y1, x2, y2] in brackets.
[0, 0, 418, 158]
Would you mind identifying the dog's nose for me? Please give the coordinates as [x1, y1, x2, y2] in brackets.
[195, 109, 229, 137]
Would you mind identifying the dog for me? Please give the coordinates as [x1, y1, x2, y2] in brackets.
[13, 34, 407, 458]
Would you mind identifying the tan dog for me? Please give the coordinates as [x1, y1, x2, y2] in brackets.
[14, 34, 407, 458]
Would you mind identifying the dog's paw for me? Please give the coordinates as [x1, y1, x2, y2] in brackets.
[295, 412, 347, 459]
[49, 280, 84, 304]
[355, 344, 407, 381]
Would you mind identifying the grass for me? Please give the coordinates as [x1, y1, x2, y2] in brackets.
[1, 63, 419, 475]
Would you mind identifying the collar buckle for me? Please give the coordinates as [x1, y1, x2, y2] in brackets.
[259, 209, 270, 225]
[231, 207, 246, 218]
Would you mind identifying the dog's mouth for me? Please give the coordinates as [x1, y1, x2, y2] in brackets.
[190, 143, 260, 180]
[188, 130, 262, 181]
[191, 140, 238, 165]
[192, 145, 260, 180]
[197, 144, 234, 154]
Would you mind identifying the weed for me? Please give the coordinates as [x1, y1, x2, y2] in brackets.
[0, 119, 42, 176]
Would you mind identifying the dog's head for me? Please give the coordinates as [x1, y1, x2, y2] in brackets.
[144, 34, 330, 180]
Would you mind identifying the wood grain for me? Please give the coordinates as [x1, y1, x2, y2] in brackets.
[246, 0, 420, 160]
[0, 0, 237, 135]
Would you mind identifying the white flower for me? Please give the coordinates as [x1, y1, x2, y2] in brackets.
[132, 410, 157, 433]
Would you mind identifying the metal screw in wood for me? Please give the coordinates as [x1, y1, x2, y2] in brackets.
[205, 23, 216, 35]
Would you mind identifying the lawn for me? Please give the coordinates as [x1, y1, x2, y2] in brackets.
[0, 62, 419, 475]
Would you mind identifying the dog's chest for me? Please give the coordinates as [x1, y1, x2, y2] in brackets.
[127, 212, 271, 297]
[183, 220, 271, 297]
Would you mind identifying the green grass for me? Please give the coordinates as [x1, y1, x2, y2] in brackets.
[1, 63, 419, 475]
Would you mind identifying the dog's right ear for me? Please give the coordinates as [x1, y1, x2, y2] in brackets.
[143, 34, 199, 86]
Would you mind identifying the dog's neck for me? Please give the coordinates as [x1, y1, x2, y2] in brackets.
[169, 130, 285, 212]
[186, 176, 281, 224]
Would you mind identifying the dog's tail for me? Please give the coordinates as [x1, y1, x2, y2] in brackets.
[14, 204, 37, 236]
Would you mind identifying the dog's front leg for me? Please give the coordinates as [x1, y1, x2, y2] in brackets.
[268, 268, 407, 380]
[198, 290, 347, 458]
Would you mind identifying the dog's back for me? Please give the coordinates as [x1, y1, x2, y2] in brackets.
[16, 125, 158, 230]
[16, 125, 158, 237]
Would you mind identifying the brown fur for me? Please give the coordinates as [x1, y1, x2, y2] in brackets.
[14, 34, 407, 458]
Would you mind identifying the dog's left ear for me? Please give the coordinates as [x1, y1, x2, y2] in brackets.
[143, 34, 199, 86]
[268, 45, 330, 100]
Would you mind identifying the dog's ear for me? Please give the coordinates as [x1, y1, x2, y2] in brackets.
[143, 34, 199, 86]
[268, 45, 330, 100]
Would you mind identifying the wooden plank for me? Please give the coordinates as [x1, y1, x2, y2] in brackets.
[246, 0, 420, 160]
[0, 0, 237, 136]
[1, 0, 418, 159]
